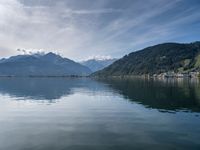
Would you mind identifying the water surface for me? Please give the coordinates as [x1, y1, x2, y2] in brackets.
[0, 77, 199, 150]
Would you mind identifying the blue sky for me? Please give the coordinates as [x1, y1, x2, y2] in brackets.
[0, 0, 200, 60]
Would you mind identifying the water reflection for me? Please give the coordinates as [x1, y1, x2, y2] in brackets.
[97, 77, 200, 112]
[0, 77, 200, 150]
[0, 77, 200, 112]
[0, 77, 110, 100]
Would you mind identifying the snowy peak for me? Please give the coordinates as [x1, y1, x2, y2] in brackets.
[81, 58, 117, 72]
[0, 52, 92, 76]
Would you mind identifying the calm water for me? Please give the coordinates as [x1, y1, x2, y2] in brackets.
[0, 77, 200, 150]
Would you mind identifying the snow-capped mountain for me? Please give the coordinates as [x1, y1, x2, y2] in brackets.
[81, 58, 117, 72]
[0, 52, 92, 76]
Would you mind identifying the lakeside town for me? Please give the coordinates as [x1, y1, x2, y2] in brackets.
[153, 71, 200, 79]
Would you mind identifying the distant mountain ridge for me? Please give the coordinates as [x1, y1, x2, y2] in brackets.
[81, 58, 117, 72]
[93, 41, 200, 76]
[0, 52, 92, 76]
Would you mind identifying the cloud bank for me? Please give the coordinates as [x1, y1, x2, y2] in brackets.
[0, 0, 199, 60]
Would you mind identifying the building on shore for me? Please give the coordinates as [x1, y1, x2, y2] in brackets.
[153, 71, 200, 78]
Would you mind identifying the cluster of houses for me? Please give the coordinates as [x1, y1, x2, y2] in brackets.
[153, 71, 200, 78]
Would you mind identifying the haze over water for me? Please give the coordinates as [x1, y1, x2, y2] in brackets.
[0, 77, 199, 150]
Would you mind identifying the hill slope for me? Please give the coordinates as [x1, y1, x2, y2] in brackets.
[81, 58, 117, 72]
[93, 42, 200, 76]
[0, 52, 92, 76]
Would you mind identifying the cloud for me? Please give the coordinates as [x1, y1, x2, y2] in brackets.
[83, 55, 113, 61]
[64, 8, 123, 15]
[0, 0, 199, 60]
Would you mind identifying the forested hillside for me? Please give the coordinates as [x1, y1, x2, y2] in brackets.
[93, 42, 200, 76]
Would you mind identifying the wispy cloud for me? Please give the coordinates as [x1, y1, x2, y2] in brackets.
[64, 8, 124, 15]
[83, 55, 113, 61]
[0, 0, 199, 60]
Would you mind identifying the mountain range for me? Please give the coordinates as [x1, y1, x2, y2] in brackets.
[81, 58, 117, 72]
[1, 41, 200, 77]
[93, 41, 200, 76]
[0, 52, 91, 76]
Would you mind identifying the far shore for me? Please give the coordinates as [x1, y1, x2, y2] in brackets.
[0, 75, 90, 78]
[0, 74, 199, 79]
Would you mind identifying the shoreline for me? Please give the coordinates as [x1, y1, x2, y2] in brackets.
[0, 74, 199, 79]
[0, 75, 90, 78]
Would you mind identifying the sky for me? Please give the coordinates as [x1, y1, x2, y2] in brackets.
[0, 0, 200, 60]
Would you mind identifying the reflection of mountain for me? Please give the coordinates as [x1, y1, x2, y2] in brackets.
[0, 78, 109, 100]
[97, 78, 200, 112]
[0, 77, 200, 112]
[0, 78, 72, 100]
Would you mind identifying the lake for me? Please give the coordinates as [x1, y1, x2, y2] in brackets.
[0, 77, 199, 150]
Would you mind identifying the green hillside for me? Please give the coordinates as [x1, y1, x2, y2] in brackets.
[93, 42, 200, 76]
